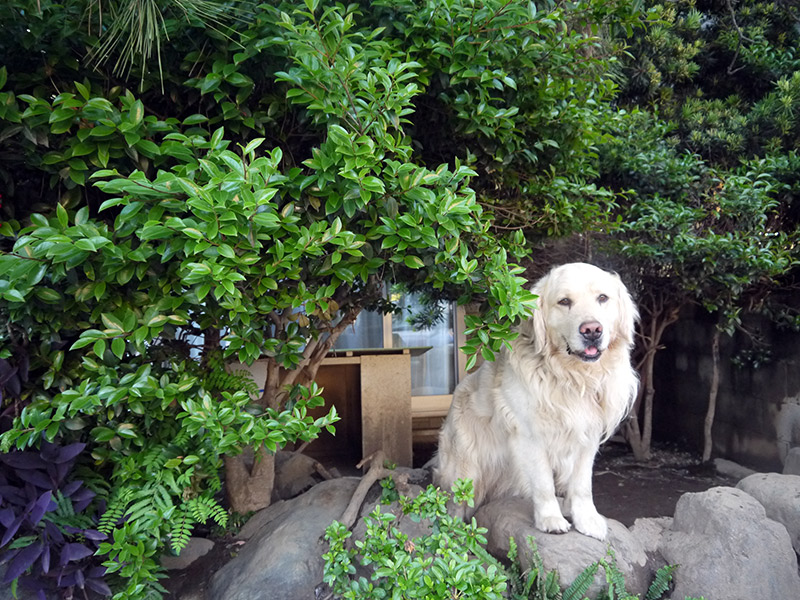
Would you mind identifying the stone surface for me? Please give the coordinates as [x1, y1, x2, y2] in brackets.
[783, 446, 800, 475]
[272, 450, 319, 500]
[659, 486, 800, 600]
[475, 497, 651, 598]
[161, 537, 215, 571]
[714, 457, 756, 480]
[629, 517, 672, 557]
[351, 484, 427, 544]
[209, 477, 359, 600]
[737, 472, 800, 554]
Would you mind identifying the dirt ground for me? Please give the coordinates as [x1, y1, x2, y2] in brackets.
[592, 441, 737, 526]
[410, 440, 737, 528]
[164, 442, 737, 597]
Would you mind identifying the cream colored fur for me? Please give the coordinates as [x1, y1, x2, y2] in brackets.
[435, 263, 638, 540]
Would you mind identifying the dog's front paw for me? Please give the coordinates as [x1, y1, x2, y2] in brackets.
[572, 508, 607, 540]
[535, 513, 572, 535]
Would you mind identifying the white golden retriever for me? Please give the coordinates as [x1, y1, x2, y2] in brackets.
[435, 263, 638, 540]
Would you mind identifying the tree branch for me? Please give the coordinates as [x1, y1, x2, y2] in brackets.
[726, 0, 754, 75]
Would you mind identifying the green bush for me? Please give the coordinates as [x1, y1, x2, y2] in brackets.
[0, 1, 650, 596]
[323, 479, 684, 600]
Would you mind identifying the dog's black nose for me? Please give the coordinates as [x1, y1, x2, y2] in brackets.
[580, 321, 603, 342]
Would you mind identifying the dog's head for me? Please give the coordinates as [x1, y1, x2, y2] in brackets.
[521, 263, 637, 363]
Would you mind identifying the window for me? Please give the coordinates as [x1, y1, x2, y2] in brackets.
[334, 292, 466, 398]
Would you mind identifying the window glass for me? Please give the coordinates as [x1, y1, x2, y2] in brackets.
[333, 293, 457, 396]
[391, 293, 456, 396]
[334, 309, 384, 350]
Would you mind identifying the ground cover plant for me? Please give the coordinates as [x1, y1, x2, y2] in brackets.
[0, 442, 110, 599]
[323, 478, 687, 600]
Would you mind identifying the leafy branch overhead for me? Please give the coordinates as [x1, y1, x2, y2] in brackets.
[1, 1, 621, 597]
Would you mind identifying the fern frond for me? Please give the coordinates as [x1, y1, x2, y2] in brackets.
[125, 494, 159, 527]
[563, 561, 600, 600]
[230, 368, 260, 396]
[141, 446, 168, 470]
[170, 508, 194, 554]
[154, 485, 175, 514]
[98, 488, 134, 534]
[505, 536, 527, 598]
[184, 496, 228, 528]
[521, 536, 554, 599]
[53, 490, 76, 518]
[602, 548, 628, 600]
[205, 472, 223, 493]
[645, 564, 677, 600]
[44, 491, 95, 530]
[172, 429, 191, 448]
[543, 569, 561, 599]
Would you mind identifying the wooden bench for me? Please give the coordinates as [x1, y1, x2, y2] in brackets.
[411, 395, 451, 445]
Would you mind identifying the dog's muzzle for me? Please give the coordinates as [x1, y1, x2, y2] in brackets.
[567, 343, 603, 362]
[568, 321, 605, 362]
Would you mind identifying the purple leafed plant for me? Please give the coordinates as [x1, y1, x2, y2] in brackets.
[0, 441, 111, 599]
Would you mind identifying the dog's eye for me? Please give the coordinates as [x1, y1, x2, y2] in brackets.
[597, 294, 609, 304]
[557, 298, 572, 307]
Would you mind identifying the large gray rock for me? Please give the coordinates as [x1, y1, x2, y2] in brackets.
[784, 447, 800, 475]
[272, 450, 320, 500]
[659, 486, 800, 600]
[350, 483, 427, 544]
[475, 497, 651, 598]
[714, 457, 756, 480]
[209, 477, 359, 600]
[161, 537, 215, 571]
[629, 517, 672, 559]
[737, 472, 800, 554]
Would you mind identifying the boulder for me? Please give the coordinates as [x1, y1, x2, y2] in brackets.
[783, 447, 800, 476]
[737, 472, 800, 554]
[474, 497, 651, 598]
[714, 457, 756, 480]
[209, 477, 359, 600]
[272, 450, 320, 500]
[161, 537, 215, 571]
[659, 486, 800, 600]
[629, 517, 672, 559]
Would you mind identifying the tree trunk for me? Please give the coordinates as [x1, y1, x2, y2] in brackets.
[224, 446, 275, 514]
[626, 347, 656, 461]
[223, 304, 364, 513]
[624, 303, 680, 462]
[702, 327, 721, 463]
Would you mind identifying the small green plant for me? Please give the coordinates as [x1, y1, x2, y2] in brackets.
[510, 540, 680, 600]
[323, 480, 686, 600]
[323, 480, 508, 599]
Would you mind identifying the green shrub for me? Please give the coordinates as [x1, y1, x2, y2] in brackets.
[0, 1, 646, 596]
[323, 480, 685, 600]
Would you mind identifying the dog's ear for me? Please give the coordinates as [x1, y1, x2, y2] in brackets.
[613, 273, 639, 346]
[519, 280, 548, 353]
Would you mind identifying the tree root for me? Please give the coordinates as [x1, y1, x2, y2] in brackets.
[339, 451, 389, 528]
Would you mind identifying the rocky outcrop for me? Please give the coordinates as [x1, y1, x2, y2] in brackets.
[208, 477, 359, 600]
[783, 446, 800, 475]
[659, 486, 800, 600]
[161, 537, 215, 571]
[172, 467, 800, 600]
[475, 497, 650, 598]
[737, 472, 800, 555]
